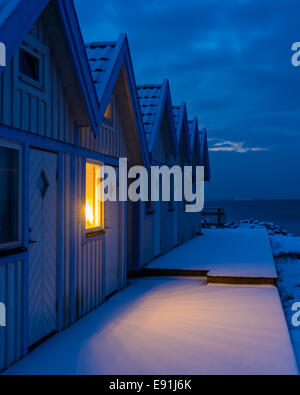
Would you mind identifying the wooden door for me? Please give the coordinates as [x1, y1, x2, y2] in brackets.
[28, 149, 57, 346]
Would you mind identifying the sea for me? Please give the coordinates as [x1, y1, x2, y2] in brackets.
[205, 200, 300, 236]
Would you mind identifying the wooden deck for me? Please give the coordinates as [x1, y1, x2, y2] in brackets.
[144, 228, 278, 286]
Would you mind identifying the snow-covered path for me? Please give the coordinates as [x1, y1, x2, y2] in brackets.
[148, 229, 277, 280]
[4, 277, 298, 375]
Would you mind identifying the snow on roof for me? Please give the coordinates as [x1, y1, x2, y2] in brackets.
[86, 36, 151, 166]
[173, 105, 182, 134]
[188, 120, 193, 136]
[199, 128, 211, 181]
[0, 0, 21, 25]
[172, 103, 193, 161]
[189, 118, 198, 148]
[199, 129, 205, 146]
[86, 41, 118, 102]
[137, 84, 162, 145]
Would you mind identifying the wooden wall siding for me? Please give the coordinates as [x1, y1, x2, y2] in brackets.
[75, 156, 105, 320]
[142, 206, 155, 266]
[0, 17, 75, 144]
[62, 153, 72, 328]
[80, 97, 128, 158]
[60, 155, 107, 325]
[0, 261, 24, 372]
[118, 201, 127, 290]
[160, 202, 175, 256]
[28, 17, 48, 45]
[78, 239, 104, 319]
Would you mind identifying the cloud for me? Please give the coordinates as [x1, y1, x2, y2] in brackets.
[209, 140, 269, 153]
[74, 0, 300, 198]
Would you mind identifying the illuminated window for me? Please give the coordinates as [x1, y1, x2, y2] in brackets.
[86, 162, 103, 232]
[104, 103, 112, 121]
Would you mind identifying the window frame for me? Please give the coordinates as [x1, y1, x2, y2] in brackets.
[0, 140, 23, 251]
[85, 159, 105, 237]
[18, 45, 44, 91]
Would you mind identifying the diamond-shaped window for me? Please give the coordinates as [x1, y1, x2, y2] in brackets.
[37, 170, 49, 199]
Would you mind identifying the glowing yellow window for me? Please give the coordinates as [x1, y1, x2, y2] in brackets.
[86, 162, 103, 231]
[104, 102, 112, 121]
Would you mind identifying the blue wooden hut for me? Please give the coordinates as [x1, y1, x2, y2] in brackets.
[199, 128, 211, 182]
[137, 80, 178, 265]
[173, 103, 194, 245]
[189, 116, 204, 234]
[0, 0, 150, 371]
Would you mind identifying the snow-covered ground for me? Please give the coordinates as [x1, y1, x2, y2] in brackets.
[148, 228, 277, 279]
[2, 219, 298, 375]
[4, 277, 298, 375]
[276, 257, 300, 368]
[222, 218, 300, 369]
[271, 236, 300, 257]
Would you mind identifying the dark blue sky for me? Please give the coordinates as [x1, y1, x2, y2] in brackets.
[74, 0, 300, 200]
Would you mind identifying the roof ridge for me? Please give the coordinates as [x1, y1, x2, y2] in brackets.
[86, 41, 117, 49]
[137, 84, 163, 89]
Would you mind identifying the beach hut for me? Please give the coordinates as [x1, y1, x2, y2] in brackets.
[199, 128, 211, 182]
[189, 117, 204, 234]
[85, 36, 151, 275]
[0, 0, 149, 371]
[137, 80, 178, 265]
[173, 103, 193, 245]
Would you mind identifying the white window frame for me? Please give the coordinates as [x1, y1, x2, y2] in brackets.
[18, 44, 44, 91]
[0, 140, 23, 251]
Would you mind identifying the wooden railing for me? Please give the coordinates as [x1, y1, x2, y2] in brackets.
[202, 208, 226, 228]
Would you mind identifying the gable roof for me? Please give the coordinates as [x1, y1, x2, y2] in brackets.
[86, 34, 150, 167]
[0, 0, 49, 63]
[199, 128, 211, 181]
[0, 0, 21, 25]
[173, 102, 192, 162]
[188, 117, 198, 150]
[137, 79, 178, 157]
[189, 117, 202, 166]
[0, 0, 100, 134]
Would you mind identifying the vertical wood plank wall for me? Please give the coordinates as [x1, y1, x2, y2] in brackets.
[0, 18, 75, 144]
[80, 96, 128, 158]
[0, 261, 24, 371]
[0, 14, 129, 368]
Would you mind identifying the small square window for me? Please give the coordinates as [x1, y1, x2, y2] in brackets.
[86, 162, 104, 232]
[0, 144, 22, 248]
[19, 48, 40, 82]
